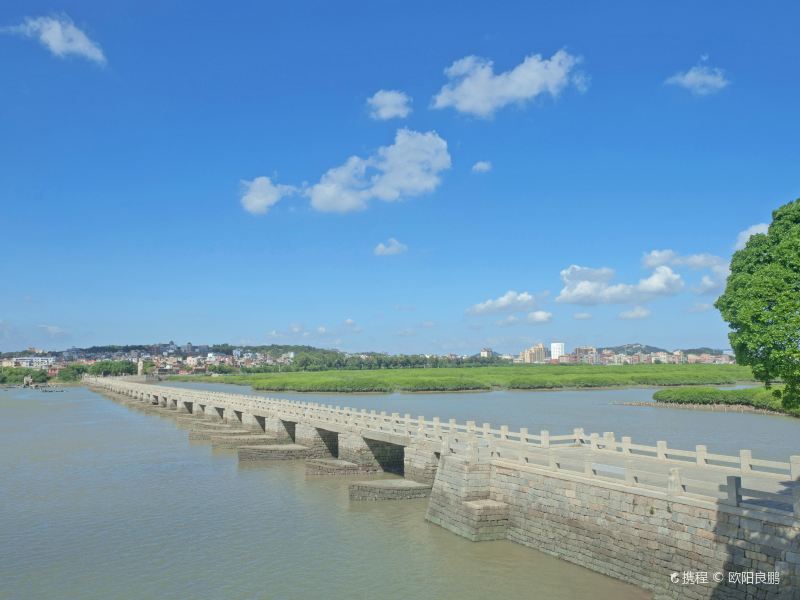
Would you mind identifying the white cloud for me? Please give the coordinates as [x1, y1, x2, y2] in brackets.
[734, 223, 769, 250]
[374, 238, 408, 256]
[527, 310, 552, 323]
[240, 176, 297, 215]
[642, 249, 724, 270]
[688, 303, 712, 313]
[306, 128, 451, 213]
[472, 160, 492, 173]
[496, 315, 519, 327]
[556, 265, 683, 305]
[367, 89, 412, 120]
[573, 312, 592, 320]
[468, 290, 536, 315]
[2, 15, 106, 65]
[619, 306, 650, 320]
[641, 249, 729, 296]
[665, 57, 729, 96]
[37, 324, 67, 338]
[432, 50, 585, 118]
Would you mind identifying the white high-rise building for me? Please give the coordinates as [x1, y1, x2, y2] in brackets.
[550, 342, 566, 361]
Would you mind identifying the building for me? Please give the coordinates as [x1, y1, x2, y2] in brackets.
[13, 356, 56, 369]
[479, 348, 494, 359]
[520, 343, 547, 364]
[550, 342, 566, 361]
[574, 346, 598, 365]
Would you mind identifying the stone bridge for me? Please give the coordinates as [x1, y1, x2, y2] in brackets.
[87, 377, 800, 600]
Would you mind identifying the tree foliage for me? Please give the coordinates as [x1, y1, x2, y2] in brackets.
[87, 360, 137, 377]
[716, 199, 800, 407]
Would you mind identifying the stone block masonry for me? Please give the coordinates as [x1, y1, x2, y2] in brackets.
[237, 444, 309, 462]
[348, 479, 432, 501]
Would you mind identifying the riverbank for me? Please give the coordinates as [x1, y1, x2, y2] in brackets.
[168, 364, 754, 394]
[651, 386, 799, 417]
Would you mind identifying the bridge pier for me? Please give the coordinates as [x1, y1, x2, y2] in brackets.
[339, 433, 404, 474]
[263, 417, 295, 443]
[403, 441, 441, 485]
[295, 423, 337, 459]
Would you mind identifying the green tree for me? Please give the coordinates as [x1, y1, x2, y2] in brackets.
[716, 199, 800, 407]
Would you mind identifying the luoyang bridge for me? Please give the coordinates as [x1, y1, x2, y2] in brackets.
[87, 377, 800, 600]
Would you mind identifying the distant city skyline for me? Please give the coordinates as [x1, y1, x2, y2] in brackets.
[1, 2, 797, 354]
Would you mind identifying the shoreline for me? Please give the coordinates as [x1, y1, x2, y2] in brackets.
[614, 400, 795, 418]
[166, 377, 757, 396]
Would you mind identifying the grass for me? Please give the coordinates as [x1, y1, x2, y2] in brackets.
[652, 386, 799, 417]
[168, 364, 754, 394]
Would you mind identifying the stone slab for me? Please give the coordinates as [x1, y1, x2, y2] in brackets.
[238, 444, 309, 462]
[305, 458, 380, 476]
[210, 434, 277, 449]
[188, 428, 250, 441]
[349, 479, 432, 501]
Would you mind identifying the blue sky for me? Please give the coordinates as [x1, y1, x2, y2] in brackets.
[1, 1, 797, 354]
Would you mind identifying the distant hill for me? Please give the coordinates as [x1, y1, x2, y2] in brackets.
[598, 343, 669, 355]
[678, 347, 729, 356]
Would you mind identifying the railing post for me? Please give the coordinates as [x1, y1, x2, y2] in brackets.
[656, 440, 667, 460]
[621, 436, 631, 454]
[548, 449, 559, 471]
[584, 459, 594, 477]
[482, 422, 491, 436]
[725, 475, 742, 507]
[519, 427, 528, 444]
[791, 456, 800, 481]
[467, 421, 476, 434]
[794, 486, 800, 518]
[603, 432, 616, 450]
[573, 427, 584, 445]
[589, 433, 599, 451]
[667, 468, 683, 496]
[696, 444, 708, 466]
[540, 430, 550, 449]
[739, 449, 752, 474]
[499, 425, 509, 440]
[624, 459, 637, 485]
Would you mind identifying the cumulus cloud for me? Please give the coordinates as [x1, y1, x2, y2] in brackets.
[2, 15, 106, 65]
[240, 176, 297, 215]
[472, 160, 492, 173]
[642, 249, 729, 296]
[374, 238, 408, 256]
[432, 50, 585, 118]
[619, 306, 650, 320]
[556, 265, 683, 305]
[306, 128, 451, 213]
[527, 310, 552, 323]
[467, 290, 536, 315]
[642, 249, 724, 270]
[665, 57, 729, 96]
[367, 89, 412, 120]
[734, 223, 769, 250]
[573, 312, 592, 320]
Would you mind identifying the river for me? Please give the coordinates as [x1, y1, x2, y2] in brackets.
[2, 383, 798, 599]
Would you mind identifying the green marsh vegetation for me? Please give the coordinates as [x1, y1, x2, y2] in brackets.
[652, 387, 798, 417]
[169, 364, 754, 393]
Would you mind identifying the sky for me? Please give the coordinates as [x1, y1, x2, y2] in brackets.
[1, 1, 797, 355]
